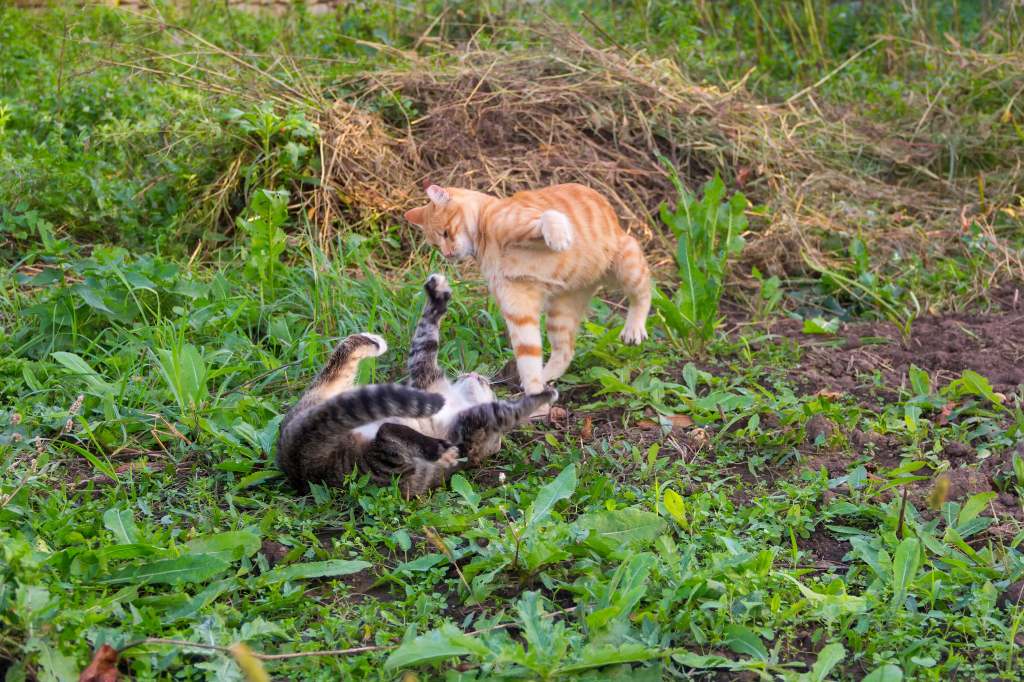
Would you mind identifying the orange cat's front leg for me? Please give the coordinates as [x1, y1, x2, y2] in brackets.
[495, 280, 546, 397]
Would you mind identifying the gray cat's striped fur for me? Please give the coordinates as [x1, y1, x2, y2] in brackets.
[276, 274, 556, 497]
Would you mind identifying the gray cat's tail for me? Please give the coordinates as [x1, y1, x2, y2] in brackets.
[276, 384, 444, 490]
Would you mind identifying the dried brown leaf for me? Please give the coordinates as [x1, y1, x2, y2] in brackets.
[668, 414, 694, 429]
[580, 416, 593, 441]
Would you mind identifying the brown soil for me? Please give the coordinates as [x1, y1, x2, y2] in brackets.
[797, 528, 851, 567]
[761, 311, 1024, 530]
[775, 312, 1024, 403]
[259, 540, 289, 567]
[804, 428, 1023, 525]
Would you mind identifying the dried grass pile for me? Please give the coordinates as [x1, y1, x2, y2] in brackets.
[315, 28, 974, 274]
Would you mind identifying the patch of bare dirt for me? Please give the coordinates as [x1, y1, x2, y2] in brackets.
[259, 540, 289, 567]
[797, 528, 851, 567]
[990, 282, 1023, 313]
[776, 312, 1024, 403]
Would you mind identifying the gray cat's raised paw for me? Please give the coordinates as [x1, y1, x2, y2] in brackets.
[437, 446, 460, 469]
[425, 273, 452, 303]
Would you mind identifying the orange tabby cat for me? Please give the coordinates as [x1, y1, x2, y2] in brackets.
[405, 182, 651, 397]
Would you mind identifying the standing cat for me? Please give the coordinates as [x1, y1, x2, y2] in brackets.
[405, 182, 651, 397]
[276, 274, 556, 498]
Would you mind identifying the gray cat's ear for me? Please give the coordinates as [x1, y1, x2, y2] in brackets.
[426, 185, 450, 207]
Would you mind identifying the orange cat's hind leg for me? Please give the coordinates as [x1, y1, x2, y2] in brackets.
[542, 287, 594, 383]
[612, 234, 651, 344]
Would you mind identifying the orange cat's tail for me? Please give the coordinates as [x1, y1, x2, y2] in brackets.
[611, 233, 651, 344]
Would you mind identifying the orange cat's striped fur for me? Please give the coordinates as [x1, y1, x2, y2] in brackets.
[405, 182, 651, 397]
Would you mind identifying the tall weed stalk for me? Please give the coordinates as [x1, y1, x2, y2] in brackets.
[653, 164, 748, 355]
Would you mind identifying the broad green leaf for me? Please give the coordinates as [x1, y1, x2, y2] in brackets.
[185, 530, 261, 563]
[450, 474, 480, 511]
[849, 536, 885, 579]
[957, 491, 996, 527]
[103, 555, 230, 586]
[578, 508, 664, 553]
[524, 464, 577, 532]
[652, 286, 690, 337]
[675, 236, 703, 324]
[724, 624, 768, 661]
[682, 362, 700, 392]
[891, 538, 921, 607]
[261, 559, 370, 584]
[807, 642, 845, 682]
[887, 461, 928, 475]
[384, 624, 490, 670]
[776, 572, 866, 619]
[516, 591, 553, 656]
[587, 553, 655, 629]
[393, 553, 447, 573]
[672, 652, 738, 670]
[51, 351, 113, 395]
[862, 664, 903, 682]
[103, 507, 140, 545]
[589, 367, 639, 395]
[947, 370, 1002, 405]
[556, 643, 660, 673]
[802, 317, 840, 335]
[908, 365, 931, 396]
[234, 470, 282, 490]
[74, 283, 115, 314]
[168, 579, 236, 620]
[26, 637, 78, 682]
[154, 343, 209, 414]
[662, 488, 688, 529]
[85, 544, 165, 564]
[904, 404, 922, 432]
[123, 270, 157, 290]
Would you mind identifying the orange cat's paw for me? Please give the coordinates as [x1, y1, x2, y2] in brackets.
[538, 210, 574, 252]
[620, 323, 648, 345]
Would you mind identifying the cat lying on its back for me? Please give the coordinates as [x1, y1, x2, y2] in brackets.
[405, 182, 652, 402]
[276, 274, 556, 498]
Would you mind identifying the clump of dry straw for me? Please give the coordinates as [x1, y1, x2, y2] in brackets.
[314, 27, 971, 274]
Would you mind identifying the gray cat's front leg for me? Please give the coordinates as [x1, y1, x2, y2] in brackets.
[408, 273, 451, 389]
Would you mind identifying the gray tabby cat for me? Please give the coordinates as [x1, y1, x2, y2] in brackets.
[276, 273, 557, 497]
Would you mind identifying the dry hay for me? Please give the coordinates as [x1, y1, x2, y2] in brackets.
[315, 100, 415, 225]
[314, 28, 981, 275]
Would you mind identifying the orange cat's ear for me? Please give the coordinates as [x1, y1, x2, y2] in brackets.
[405, 206, 426, 226]
[426, 184, 450, 207]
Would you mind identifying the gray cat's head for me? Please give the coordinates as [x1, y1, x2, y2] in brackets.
[453, 371, 495, 404]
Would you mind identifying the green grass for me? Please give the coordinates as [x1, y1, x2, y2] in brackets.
[2, 2, 1023, 680]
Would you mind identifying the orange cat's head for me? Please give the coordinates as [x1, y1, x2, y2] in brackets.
[404, 184, 475, 260]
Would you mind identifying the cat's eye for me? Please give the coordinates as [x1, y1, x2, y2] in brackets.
[442, 229, 450, 240]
